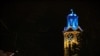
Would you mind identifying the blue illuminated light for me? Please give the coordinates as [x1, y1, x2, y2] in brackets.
[64, 9, 80, 31]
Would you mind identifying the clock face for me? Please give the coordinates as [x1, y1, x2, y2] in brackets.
[67, 33, 74, 41]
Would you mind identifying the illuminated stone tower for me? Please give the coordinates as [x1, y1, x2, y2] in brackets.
[63, 9, 83, 56]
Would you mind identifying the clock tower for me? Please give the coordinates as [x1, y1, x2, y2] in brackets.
[63, 9, 83, 56]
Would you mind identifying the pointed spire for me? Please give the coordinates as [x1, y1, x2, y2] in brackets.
[70, 9, 73, 14]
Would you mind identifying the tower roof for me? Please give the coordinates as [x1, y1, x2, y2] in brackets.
[63, 9, 83, 32]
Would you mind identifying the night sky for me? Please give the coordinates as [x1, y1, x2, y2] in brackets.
[0, 1, 100, 56]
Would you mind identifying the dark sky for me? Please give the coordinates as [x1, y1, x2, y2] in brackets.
[0, 1, 100, 56]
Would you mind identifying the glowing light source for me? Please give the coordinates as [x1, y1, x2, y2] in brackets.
[64, 9, 79, 31]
